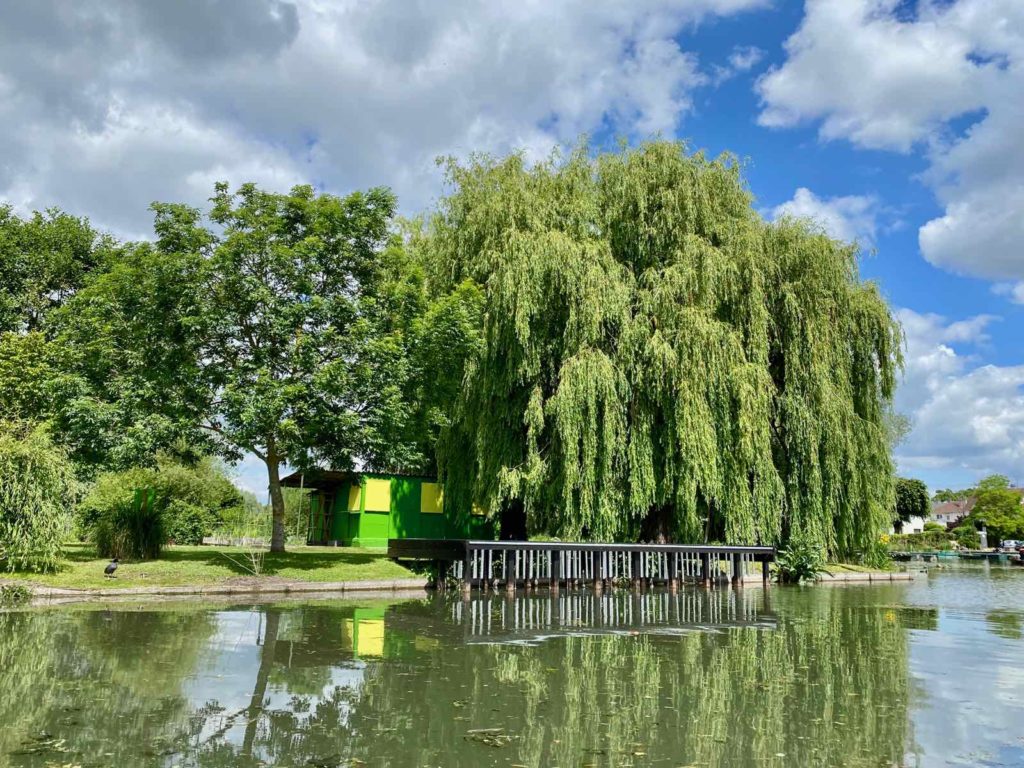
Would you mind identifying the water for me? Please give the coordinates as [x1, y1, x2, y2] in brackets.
[2, 565, 1023, 767]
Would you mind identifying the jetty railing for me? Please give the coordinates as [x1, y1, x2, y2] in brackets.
[388, 539, 775, 591]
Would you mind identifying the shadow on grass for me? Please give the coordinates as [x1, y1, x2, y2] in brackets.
[158, 547, 388, 576]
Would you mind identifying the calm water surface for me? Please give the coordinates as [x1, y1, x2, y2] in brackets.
[2, 565, 1023, 767]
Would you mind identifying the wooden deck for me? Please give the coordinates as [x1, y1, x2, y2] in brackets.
[388, 538, 776, 591]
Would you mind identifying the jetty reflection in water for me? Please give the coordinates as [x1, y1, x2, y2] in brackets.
[0, 584, 926, 768]
[451, 587, 774, 643]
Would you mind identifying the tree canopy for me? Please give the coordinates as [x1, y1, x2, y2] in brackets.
[894, 478, 930, 523]
[963, 475, 1024, 543]
[425, 141, 902, 557]
[59, 183, 420, 550]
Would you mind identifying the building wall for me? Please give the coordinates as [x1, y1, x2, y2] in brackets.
[309, 473, 494, 547]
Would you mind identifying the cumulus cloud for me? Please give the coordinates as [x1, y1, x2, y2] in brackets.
[756, 0, 1024, 283]
[0, 0, 767, 236]
[769, 187, 879, 244]
[894, 308, 1024, 480]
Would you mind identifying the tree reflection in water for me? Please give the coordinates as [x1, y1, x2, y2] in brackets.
[0, 588, 917, 767]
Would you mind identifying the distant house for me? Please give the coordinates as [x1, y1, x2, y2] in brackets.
[931, 498, 975, 529]
[890, 515, 926, 535]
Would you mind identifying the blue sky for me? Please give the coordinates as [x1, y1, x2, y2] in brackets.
[1, 0, 1021, 497]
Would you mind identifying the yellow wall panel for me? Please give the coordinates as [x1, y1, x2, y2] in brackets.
[363, 478, 391, 512]
[356, 619, 385, 657]
[420, 482, 443, 514]
[347, 484, 362, 512]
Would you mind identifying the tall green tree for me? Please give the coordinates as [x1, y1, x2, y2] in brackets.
[0, 205, 107, 334]
[63, 183, 414, 551]
[427, 141, 902, 557]
[894, 477, 929, 528]
[963, 475, 1024, 543]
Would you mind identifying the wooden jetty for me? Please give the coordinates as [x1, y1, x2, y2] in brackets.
[388, 538, 776, 592]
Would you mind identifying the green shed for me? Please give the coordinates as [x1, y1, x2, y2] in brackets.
[282, 470, 493, 548]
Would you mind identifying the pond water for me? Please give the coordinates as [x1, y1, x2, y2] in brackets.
[2, 565, 1023, 767]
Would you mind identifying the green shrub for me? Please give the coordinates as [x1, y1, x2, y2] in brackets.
[163, 499, 214, 545]
[78, 456, 246, 556]
[0, 424, 77, 573]
[952, 524, 980, 549]
[923, 521, 945, 533]
[775, 536, 828, 584]
[887, 530, 954, 551]
[93, 492, 164, 560]
[0, 583, 31, 606]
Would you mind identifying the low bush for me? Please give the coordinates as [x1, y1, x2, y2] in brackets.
[952, 524, 980, 549]
[775, 536, 828, 584]
[887, 530, 954, 551]
[78, 455, 246, 559]
[923, 521, 946, 533]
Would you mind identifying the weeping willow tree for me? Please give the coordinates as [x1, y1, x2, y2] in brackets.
[426, 140, 901, 558]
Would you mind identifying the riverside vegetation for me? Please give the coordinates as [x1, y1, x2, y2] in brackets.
[1, 140, 916, 581]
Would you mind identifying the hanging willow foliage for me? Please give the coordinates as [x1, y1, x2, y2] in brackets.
[428, 140, 902, 558]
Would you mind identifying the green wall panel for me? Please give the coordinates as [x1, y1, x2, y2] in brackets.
[306, 473, 495, 547]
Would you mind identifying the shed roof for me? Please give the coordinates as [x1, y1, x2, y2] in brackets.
[280, 469, 437, 489]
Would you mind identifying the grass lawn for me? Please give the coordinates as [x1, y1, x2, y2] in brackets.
[826, 561, 894, 573]
[3, 543, 416, 590]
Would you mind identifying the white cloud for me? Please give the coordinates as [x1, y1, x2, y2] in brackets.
[728, 45, 764, 72]
[0, 0, 767, 237]
[993, 282, 1024, 305]
[711, 44, 765, 84]
[769, 187, 879, 244]
[756, 0, 1024, 282]
[894, 308, 1024, 482]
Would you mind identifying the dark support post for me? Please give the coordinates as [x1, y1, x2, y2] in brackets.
[667, 553, 679, 591]
[550, 549, 561, 592]
[594, 551, 604, 592]
[462, 546, 473, 596]
[700, 552, 711, 587]
[504, 549, 518, 593]
[762, 558, 771, 585]
[631, 551, 642, 590]
[434, 559, 450, 589]
[731, 554, 742, 586]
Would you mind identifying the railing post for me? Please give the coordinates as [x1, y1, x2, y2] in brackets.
[631, 551, 642, 590]
[550, 549, 561, 592]
[700, 552, 711, 587]
[667, 552, 679, 591]
[731, 553, 742, 586]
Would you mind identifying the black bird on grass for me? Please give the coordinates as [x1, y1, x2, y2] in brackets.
[104, 559, 119, 578]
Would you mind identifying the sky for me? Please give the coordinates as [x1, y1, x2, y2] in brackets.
[1, 0, 1021, 498]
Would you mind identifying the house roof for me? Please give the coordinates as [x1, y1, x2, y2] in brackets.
[930, 498, 976, 518]
[280, 469, 437, 489]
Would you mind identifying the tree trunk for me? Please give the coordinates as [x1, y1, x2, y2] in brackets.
[242, 608, 280, 758]
[266, 455, 287, 553]
[499, 498, 528, 541]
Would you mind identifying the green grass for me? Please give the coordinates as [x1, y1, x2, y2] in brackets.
[826, 561, 894, 573]
[2, 543, 416, 590]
